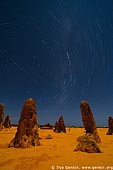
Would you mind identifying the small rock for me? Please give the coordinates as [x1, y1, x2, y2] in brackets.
[45, 134, 53, 139]
[74, 133, 101, 153]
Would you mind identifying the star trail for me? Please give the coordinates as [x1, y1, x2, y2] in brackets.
[0, 0, 113, 126]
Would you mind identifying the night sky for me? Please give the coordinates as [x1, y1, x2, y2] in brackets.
[0, 0, 113, 126]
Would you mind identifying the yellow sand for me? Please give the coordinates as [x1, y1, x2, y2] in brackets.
[0, 127, 113, 170]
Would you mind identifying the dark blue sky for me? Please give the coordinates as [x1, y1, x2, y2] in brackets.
[0, 0, 113, 126]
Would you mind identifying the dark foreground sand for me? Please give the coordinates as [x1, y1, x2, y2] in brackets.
[0, 127, 113, 170]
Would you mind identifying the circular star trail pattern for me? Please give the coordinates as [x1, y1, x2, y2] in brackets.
[0, 0, 113, 126]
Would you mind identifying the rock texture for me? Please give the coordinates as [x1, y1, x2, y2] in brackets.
[0, 104, 4, 130]
[106, 116, 113, 135]
[54, 115, 66, 133]
[74, 133, 101, 153]
[4, 115, 11, 128]
[9, 98, 40, 148]
[80, 101, 101, 143]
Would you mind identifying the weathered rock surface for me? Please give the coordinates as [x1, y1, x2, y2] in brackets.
[9, 98, 40, 148]
[4, 115, 11, 128]
[80, 101, 101, 143]
[0, 104, 4, 130]
[74, 133, 101, 153]
[54, 115, 66, 133]
[106, 116, 113, 135]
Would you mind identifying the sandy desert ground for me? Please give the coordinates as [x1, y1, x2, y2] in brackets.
[0, 127, 113, 170]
